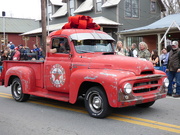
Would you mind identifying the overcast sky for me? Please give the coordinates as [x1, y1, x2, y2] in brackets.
[0, 0, 41, 19]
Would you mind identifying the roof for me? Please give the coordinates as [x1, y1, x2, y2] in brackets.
[102, 0, 121, 8]
[51, 3, 67, 18]
[22, 16, 120, 36]
[50, 0, 63, 6]
[0, 17, 40, 33]
[119, 13, 180, 35]
[21, 22, 66, 36]
[93, 16, 121, 26]
[74, 0, 93, 14]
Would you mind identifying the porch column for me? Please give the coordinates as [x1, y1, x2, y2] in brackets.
[157, 33, 161, 63]
[36, 35, 39, 46]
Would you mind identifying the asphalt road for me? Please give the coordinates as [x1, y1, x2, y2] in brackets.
[0, 86, 179, 135]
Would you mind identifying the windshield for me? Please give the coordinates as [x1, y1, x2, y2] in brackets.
[74, 40, 114, 53]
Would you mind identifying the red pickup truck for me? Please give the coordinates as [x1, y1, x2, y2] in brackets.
[0, 27, 169, 118]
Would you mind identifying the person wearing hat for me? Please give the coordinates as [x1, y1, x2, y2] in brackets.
[166, 41, 180, 98]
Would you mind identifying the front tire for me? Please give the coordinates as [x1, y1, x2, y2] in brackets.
[11, 78, 30, 102]
[136, 101, 155, 108]
[84, 86, 112, 118]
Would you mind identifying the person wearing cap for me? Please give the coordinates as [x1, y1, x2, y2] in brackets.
[166, 41, 180, 98]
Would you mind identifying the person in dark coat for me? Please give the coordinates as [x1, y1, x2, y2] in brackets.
[166, 41, 180, 98]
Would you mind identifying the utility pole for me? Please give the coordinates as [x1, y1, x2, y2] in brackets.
[47, 0, 50, 35]
[41, 0, 47, 53]
[2, 11, 6, 50]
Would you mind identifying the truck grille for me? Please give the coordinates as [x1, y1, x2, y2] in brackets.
[133, 80, 159, 93]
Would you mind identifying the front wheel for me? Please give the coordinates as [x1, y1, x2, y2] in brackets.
[84, 86, 112, 118]
[11, 78, 30, 102]
[136, 101, 155, 108]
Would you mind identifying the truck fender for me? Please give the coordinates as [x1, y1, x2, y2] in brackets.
[69, 69, 125, 107]
[5, 66, 36, 93]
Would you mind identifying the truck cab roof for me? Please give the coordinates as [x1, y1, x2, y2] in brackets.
[49, 29, 115, 41]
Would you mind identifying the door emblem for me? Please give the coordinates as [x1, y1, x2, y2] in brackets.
[50, 64, 66, 87]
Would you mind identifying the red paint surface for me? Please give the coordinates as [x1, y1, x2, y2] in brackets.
[0, 28, 167, 108]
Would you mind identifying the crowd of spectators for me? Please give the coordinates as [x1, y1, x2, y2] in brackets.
[115, 40, 174, 67]
[0, 41, 45, 67]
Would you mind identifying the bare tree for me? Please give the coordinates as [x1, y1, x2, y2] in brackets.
[162, 0, 180, 15]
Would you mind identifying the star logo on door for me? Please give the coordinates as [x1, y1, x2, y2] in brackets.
[50, 64, 66, 87]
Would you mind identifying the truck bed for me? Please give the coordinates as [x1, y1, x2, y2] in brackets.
[0, 60, 44, 88]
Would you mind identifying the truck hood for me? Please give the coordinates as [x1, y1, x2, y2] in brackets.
[87, 55, 154, 75]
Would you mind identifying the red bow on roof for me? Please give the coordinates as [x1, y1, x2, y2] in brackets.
[62, 15, 100, 30]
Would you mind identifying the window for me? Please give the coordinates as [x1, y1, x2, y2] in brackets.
[69, 0, 74, 16]
[125, 0, 139, 18]
[127, 37, 142, 49]
[74, 40, 114, 53]
[74, 0, 93, 14]
[96, 0, 102, 13]
[150, 0, 156, 13]
[52, 38, 70, 53]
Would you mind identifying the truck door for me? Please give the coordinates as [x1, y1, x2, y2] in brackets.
[44, 37, 71, 93]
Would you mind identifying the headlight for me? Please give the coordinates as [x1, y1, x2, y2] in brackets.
[163, 78, 169, 88]
[123, 83, 132, 94]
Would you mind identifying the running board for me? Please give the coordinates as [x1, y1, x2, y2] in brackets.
[29, 90, 69, 102]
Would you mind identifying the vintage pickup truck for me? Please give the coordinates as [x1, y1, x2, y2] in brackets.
[0, 16, 169, 118]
